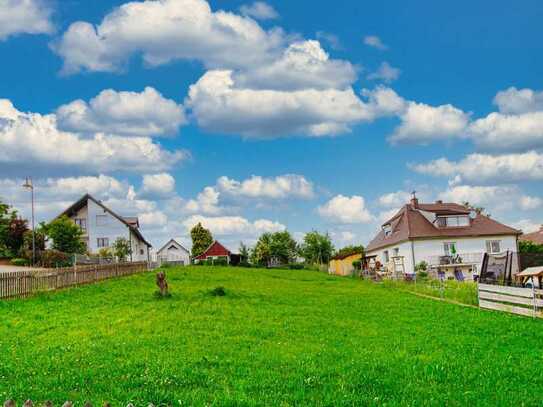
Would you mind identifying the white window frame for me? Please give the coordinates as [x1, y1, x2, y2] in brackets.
[486, 240, 501, 254]
[97, 237, 109, 248]
[74, 218, 87, 232]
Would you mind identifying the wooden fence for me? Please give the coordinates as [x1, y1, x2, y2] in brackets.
[0, 262, 148, 300]
[478, 283, 543, 318]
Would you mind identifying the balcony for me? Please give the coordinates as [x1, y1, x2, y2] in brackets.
[427, 252, 484, 267]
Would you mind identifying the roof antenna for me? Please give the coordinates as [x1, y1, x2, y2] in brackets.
[410, 190, 419, 208]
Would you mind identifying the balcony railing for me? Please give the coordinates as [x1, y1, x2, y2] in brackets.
[427, 252, 484, 266]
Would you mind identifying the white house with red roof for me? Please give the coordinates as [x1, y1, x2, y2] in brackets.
[366, 196, 521, 279]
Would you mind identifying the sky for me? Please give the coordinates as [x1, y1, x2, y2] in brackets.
[1, 0, 542, 251]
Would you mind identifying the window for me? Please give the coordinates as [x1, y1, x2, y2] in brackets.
[96, 214, 108, 226]
[383, 224, 392, 237]
[437, 216, 469, 227]
[443, 242, 457, 255]
[393, 248, 399, 256]
[74, 218, 87, 232]
[383, 250, 390, 263]
[97, 238, 109, 248]
[486, 240, 501, 254]
[140, 249, 144, 255]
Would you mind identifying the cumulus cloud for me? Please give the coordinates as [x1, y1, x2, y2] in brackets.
[239, 1, 278, 20]
[186, 69, 382, 138]
[378, 191, 411, 208]
[411, 151, 543, 183]
[141, 173, 176, 196]
[389, 101, 470, 145]
[318, 195, 373, 224]
[438, 185, 541, 213]
[184, 187, 222, 215]
[182, 214, 285, 236]
[0, 0, 54, 40]
[512, 219, 542, 234]
[233, 40, 357, 91]
[363, 35, 387, 50]
[494, 87, 543, 114]
[316, 31, 342, 51]
[0, 99, 187, 173]
[367, 61, 401, 83]
[217, 174, 314, 199]
[56, 87, 185, 137]
[52, 0, 285, 74]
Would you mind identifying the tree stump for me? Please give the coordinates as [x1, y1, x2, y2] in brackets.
[156, 271, 169, 297]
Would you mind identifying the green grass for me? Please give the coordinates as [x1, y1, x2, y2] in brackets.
[382, 278, 479, 306]
[1, 266, 543, 406]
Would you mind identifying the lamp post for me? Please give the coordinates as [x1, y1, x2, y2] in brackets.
[22, 177, 35, 266]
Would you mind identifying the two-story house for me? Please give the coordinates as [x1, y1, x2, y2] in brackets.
[57, 194, 152, 262]
[366, 196, 521, 279]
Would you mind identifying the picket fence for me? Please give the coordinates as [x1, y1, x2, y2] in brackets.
[0, 262, 148, 299]
[478, 283, 543, 318]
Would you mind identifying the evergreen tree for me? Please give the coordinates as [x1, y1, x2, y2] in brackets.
[190, 222, 213, 257]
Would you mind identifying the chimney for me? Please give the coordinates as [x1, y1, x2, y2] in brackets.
[435, 200, 443, 204]
[410, 191, 419, 208]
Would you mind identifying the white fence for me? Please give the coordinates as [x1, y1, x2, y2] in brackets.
[478, 283, 543, 318]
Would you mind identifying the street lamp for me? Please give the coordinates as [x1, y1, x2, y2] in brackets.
[22, 177, 35, 266]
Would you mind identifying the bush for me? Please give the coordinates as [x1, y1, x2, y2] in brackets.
[238, 261, 252, 268]
[417, 271, 429, 280]
[10, 258, 28, 266]
[209, 286, 226, 297]
[352, 260, 362, 270]
[288, 263, 304, 270]
[213, 258, 228, 266]
[40, 250, 72, 268]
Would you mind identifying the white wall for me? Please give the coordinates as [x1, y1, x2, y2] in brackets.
[157, 244, 190, 264]
[130, 229, 149, 262]
[367, 234, 518, 276]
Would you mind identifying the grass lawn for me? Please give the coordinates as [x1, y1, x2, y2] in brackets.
[1, 266, 543, 406]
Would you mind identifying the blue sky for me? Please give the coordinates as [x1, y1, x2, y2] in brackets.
[1, 0, 542, 250]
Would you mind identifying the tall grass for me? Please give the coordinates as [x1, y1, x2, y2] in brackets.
[382, 277, 478, 305]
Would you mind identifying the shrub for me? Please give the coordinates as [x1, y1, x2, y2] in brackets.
[41, 249, 72, 268]
[288, 263, 304, 270]
[352, 260, 362, 270]
[417, 271, 429, 280]
[10, 258, 28, 266]
[204, 259, 214, 266]
[213, 257, 228, 266]
[415, 261, 428, 272]
[238, 261, 252, 268]
[209, 286, 226, 296]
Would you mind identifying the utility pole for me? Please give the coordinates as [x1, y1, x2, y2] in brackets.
[22, 177, 35, 266]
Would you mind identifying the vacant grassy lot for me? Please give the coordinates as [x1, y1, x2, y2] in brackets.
[1, 266, 543, 406]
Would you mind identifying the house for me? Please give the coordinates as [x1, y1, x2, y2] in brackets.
[156, 239, 190, 265]
[57, 194, 152, 262]
[365, 196, 521, 280]
[195, 240, 237, 264]
[520, 225, 543, 245]
[329, 252, 363, 276]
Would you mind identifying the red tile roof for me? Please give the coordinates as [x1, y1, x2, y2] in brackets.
[366, 202, 520, 252]
[520, 226, 543, 245]
[195, 240, 231, 259]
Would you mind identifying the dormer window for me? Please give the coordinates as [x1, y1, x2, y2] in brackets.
[383, 224, 392, 237]
[436, 216, 469, 227]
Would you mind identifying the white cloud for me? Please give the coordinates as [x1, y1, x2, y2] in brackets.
[239, 1, 278, 20]
[56, 87, 185, 137]
[217, 174, 314, 199]
[139, 210, 168, 227]
[378, 208, 400, 223]
[494, 87, 543, 114]
[411, 151, 543, 183]
[318, 195, 373, 224]
[367, 61, 401, 83]
[363, 35, 387, 50]
[0, 0, 54, 40]
[389, 101, 470, 145]
[378, 191, 411, 208]
[53, 0, 285, 74]
[512, 219, 542, 234]
[141, 173, 176, 196]
[438, 185, 541, 213]
[186, 69, 375, 138]
[469, 111, 543, 151]
[0, 99, 187, 173]
[234, 40, 357, 91]
[182, 214, 285, 236]
[184, 187, 222, 215]
[361, 86, 406, 117]
[316, 31, 342, 51]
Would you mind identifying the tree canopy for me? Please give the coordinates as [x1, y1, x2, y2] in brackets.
[300, 231, 334, 265]
[251, 231, 298, 266]
[42, 215, 86, 254]
[0, 199, 29, 257]
[112, 237, 132, 261]
[190, 222, 213, 257]
[519, 240, 543, 254]
[334, 245, 364, 259]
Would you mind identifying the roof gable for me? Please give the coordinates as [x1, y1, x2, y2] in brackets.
[156, 238, 190, 255]
[195, 240, 231, 259]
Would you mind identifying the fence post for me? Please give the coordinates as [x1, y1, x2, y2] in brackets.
[532, 277, 537, 319]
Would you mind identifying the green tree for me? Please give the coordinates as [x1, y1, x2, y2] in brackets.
[112, 237, 132, 261]
[239, 241, 250, 263]
[251, 231, 298, 266]
[43, 215, 86, 254]
[190, 222, 213, 257]
[519, 240, 543, 254]
[6, 217, 29, 256]
[301, 231, 334, 265]
[0, 199, 10, 257]
[335, 245, 365, 259]
[250, 233, 272, 266]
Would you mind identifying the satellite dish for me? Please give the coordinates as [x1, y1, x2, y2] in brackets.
[469, 210, 477, 219]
